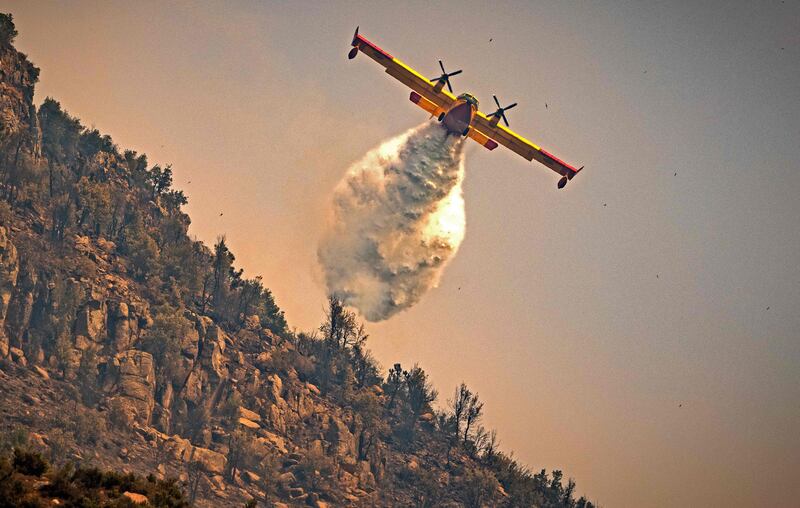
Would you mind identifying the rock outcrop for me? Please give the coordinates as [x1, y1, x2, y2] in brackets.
[75, 296, 107, 345]
[0, 29, 40, 153]
[0, 226, 18, 357]
[109, 350, 156, 425]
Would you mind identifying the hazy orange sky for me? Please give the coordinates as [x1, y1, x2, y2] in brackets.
[7, 1, 800, 506]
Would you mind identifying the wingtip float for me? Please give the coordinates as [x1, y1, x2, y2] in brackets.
[348, 27, 584, 190]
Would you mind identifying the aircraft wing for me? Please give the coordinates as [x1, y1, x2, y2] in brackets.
[350, 29, 455, 111]
[471, 112, 583, 180]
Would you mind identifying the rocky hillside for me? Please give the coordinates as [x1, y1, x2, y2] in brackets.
[0, 446, 189, 507]
[0, 13, 595, 508]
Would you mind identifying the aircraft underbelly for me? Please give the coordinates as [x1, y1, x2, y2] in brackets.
[443, 102, 471, 134]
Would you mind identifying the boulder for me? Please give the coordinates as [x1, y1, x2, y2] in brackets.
[262, 329, 280, 345]
[113, 350, 156, 425]
[183, 370, 203, 405]
[268, 374, 283, 402]
[164, 434, 227, 476]
[292, 389, 316, 419]
[238, 417, 260, 430]
[190, 446, 226, 475]
[75, 299, 107, 343]
[97, 237, 116, 254]
[28, 433, 47, 447]
[164, 434, 193, 462]
[255, 351, 272, 368]
[306, 382, 321, 396]
[258, 431, 288, 455]
[9, 346, 25, 366]
[268, 404, 286, 434]
[73, 235, 91, 253]
[240, 407, 261, 422]
[111, 301, 134, 351]
[180, 326, 200, 357]
[277, 472, 296, 485]
[122, 492, 148, 504]
[245, 369, 262, 394]
[209, 474, 226, 492]
[205, 324, 227, 352]
[244, 470, 261, 484]
[200, 332, 227, 381]
[325, 416, 356, 459]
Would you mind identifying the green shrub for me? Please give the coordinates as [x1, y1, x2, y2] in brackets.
[0, 426, 28, 453]
[12, 448, 48, 476]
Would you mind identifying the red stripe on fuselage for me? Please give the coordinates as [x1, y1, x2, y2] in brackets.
[355, 35, 394, 60]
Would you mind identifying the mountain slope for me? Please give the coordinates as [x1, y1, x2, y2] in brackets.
[0, 13, 594, 508]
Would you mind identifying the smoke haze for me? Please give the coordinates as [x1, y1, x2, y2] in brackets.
[318, 122, 466, 321]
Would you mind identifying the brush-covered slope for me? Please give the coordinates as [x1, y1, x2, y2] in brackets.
[0, 13, 594, 508]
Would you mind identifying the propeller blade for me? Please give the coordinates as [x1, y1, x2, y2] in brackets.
[505, 102, 518, 110]
[446, 78, 453, 93]
[501, 112, 509, 126]
[448, 69, 463, 77]
[493, 95, 501, 108]
[439, 60, 446, 73]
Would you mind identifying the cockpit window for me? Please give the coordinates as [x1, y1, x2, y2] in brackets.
[457, 93, 479, 108]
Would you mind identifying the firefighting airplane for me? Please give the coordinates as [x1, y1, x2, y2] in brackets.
[348, 28, 583, 189]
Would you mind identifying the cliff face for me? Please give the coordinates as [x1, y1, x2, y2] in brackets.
[0, 31, 40, 155]
[0, 224, 386, 506]
[0, 13, 594, 508]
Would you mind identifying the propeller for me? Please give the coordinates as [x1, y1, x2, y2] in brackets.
[486, 95, 518, 126]
[429, 60, 462, 93]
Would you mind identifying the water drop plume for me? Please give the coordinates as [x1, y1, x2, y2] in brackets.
[318, 121, 467, 321]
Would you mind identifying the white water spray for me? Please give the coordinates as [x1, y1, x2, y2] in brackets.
[318, 121, 467, 321]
